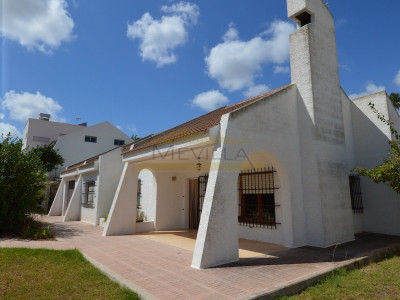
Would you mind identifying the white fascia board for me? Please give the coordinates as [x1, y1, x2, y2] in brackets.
[77, 161, 99, 175]
[60, 170, 78, 179]
[123, 130, 217, 163]
[60, 161, 99, 178]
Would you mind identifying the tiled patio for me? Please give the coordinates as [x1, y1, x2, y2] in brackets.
[1, 215, 400, 299]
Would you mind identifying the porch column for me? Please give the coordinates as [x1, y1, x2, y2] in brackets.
[192, 114, 240, 268]
[64, 176, 83, 221]
[48, 178, 65, 216]
[103, 162, 139, 236]
[61, 180, 69, 216]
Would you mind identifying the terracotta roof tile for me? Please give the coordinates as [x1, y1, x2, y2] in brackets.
[123, 84, 292, 155]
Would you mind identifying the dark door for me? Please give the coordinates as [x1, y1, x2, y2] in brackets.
[188, 175, 208, 229]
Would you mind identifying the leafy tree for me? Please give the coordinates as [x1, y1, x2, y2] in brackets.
[131, 134, 141, 141]
[0, 134, 47, 235]
[30, 143, 64, 172]
[389, 93, 400, 110]
[354, 103, 400, 194]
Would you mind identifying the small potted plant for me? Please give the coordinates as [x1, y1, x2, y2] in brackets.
[136, 211, 145, 222]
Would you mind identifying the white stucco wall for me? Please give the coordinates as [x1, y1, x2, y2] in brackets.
[223, 86, 303, 248]
[64, 176, 83, 221]
[80, 173, 99, 224]
[351, 92, 400, 235]
[22, 118, 84, 150]
[103, 163, 139, 236]
[96, 148, 125, 224]
[341, 89, 356, 170]
[153, 170, 193, 230]
[48, 178, 64, 216]
[289, 0, 354, 247]
[138, 169, 157, 223]
[53, 122, 132, 177]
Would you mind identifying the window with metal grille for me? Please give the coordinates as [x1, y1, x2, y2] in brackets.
[349, 175, 363, 213]
[82, 180, 96, 208]
[84, 136, 97, 143]
[238, 168, 279, 229]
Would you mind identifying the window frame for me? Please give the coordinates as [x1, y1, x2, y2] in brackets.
[84, 135, 97, 143]
[238, 168, 279, 229]
[349, 174, 364, 213]
[114, 139, 125, 146]
[81, 180, 96, 208]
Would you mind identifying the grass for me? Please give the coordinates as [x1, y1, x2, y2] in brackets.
[0, 248, 140, 299]
[283, 255, 400, 299]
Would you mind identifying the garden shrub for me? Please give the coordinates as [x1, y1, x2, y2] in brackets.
[0, 134, 47, 235]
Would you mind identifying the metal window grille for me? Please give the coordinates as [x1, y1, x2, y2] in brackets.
[238, 167, 279, 229]
[82, 180, 96, 208]
[349, 175, 363, 213]
[198, 175, 208, 218]
[137, 179, 142, 209]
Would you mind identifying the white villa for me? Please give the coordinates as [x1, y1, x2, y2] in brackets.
[22, 115, 132, 178]
[50, 0, 400, 269]
[52, 121, 132, 178]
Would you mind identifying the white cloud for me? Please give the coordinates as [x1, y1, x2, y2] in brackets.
[127, 2, 199, 67]
[205, 20, 295, 92]
[394, 70, 400, 87]
[128, 124, 138, 134]
[273, 65, 290, 74]
[0, 122, 21, 138]
[161, 2, 199, 24]
[0, 113, 4, 119]
[349, 82, 386, 99]
[0, 0, 75, 53]
[222, 23, 239, 42]
[335, 18, 348, 29]
[243, 84, 270, 98]
[191, 90, 229, 111]
[1, 90, 64, 122]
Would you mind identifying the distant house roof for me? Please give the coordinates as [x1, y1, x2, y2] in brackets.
[122, 84, 292, 155]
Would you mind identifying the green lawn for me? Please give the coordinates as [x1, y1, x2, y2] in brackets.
[284, 256, 400, 299]
[0, 248, 140, 299]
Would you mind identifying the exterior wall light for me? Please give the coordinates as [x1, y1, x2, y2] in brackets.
[196, 157, 202, 171]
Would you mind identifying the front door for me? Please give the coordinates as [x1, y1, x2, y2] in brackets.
[188, 175, 208, 229]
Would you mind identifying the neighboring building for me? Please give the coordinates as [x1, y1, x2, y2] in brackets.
[22, 114, 85, 149]
[49, 0, 400, 270]
[23, 114, 132, 178]
[52, 121, 132, 178]
[49, 147, 125, 226]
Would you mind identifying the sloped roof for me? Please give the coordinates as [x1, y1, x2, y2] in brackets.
[123, 84, 292, 155]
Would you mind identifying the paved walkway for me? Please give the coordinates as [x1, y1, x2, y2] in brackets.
[1, 216, 400, 299]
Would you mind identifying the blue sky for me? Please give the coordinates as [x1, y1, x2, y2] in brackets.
[1, 0, 399, 138]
